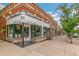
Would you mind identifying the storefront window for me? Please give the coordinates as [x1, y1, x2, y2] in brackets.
[7, 24, 30, 38]
[7, 24, 49, 39]
[36, 25, 41, 37]
[15, 24, 22, 38]
[24, 27, 29, 37]
[31, 25, 35, 37]
[31, 25, 41, 37]
[43, 27, 48, 36]
[7, 25, 14, 38]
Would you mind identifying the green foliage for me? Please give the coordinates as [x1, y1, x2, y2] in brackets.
[62, 17, 79, 33]
[58, 4, 79, 34]
[73, 29, 79, 33]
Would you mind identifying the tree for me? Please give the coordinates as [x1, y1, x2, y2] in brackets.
[58, 3, 79, 43]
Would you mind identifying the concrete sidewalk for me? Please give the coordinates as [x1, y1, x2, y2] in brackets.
[0, 35, 79, 56]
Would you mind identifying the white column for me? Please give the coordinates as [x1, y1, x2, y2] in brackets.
[41, 26, 43, 37]
[41, 18, 43, 37]
[29, 25, 31, 39]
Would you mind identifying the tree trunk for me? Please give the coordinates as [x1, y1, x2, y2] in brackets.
[67, 32, 73, 44]
[70, 32, 73, 44]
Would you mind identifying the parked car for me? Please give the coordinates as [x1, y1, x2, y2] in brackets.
[72, 33, 79, 38]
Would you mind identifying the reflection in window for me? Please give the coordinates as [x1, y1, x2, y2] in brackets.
[36, 25, 41, 37]
[24, 27, 29, 37]
[43, 27, 48, 36]
[8, 25, 15, 38]
[7, 24, 30, 38]
[31, 25, 41, 37]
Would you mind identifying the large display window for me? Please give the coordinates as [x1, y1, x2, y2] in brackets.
[7, 25, 14, 38]
[7, 24, 29, 38]
[31, 25, 41, 37]
[43, 27, 48, 36]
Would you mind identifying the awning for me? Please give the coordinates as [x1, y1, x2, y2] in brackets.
[7, 14, 50, 28]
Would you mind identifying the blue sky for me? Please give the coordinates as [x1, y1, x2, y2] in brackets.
[36, 3, 64, 26]
[36, 3, 62, 14]
[0, 3, 9, 6]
